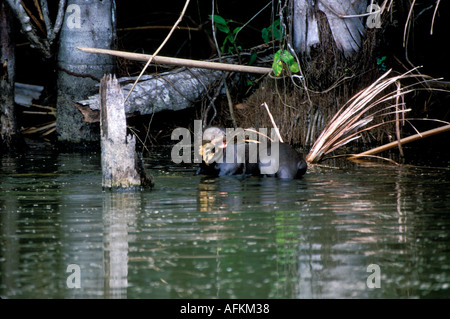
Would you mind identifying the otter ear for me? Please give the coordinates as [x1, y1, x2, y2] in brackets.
[297, 160, 308, 176]
[297, 160, 307, 170]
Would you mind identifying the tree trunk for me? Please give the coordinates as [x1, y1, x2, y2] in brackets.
[292, 0, 367, 58]
[56, 0, 116, 146]
[100, 75, 153, 189]
[0, 1, 20, 150]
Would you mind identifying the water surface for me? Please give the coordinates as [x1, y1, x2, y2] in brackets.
[1, 147, 449, 298]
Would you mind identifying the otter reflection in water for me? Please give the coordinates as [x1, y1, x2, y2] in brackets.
[196, 127, 307, 179]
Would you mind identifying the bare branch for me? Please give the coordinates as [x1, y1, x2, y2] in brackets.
[125, 0, 191, 102]
[5, 0, 66, 57]
[39, 0, 53, 39]
[430, 0, 441, 35]
[350, 124, 450, 159]
[76, 47, 271, 74]
[49, 0, 66, 42]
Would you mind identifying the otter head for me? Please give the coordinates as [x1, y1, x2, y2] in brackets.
[198, 127, 227, 164]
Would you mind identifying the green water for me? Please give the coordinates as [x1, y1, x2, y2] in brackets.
[0, 147, 449, 298]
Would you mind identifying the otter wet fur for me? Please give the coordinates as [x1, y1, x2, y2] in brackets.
[196, 127, 307, 179]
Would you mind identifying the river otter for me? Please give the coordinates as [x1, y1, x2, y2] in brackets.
[259, 142, 308, 179]
[196, 127, 307, 179]
[195, 127, 258, 176]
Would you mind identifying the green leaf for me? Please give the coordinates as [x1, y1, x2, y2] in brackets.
[262, 19, 283, 43]
[272, 59, 283, 76]
[262, 28, 270, 43]
[216, 23, 230, 34]
[272, 49, 299, 76]
[224, 33, 234, 44]
[282, 50, 299, 72]
[377, 56, 386, 65]
[248, 51, 257, 65]
[289, 61, 299, 73]
[279, 50, 292, 65]
[232, 26, 242, 35]
[273, 49, 282, 62]
[272, 19, 282, 40]
[210, 15, 227, 26]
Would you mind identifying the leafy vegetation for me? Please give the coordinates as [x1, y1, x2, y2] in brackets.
[272, 49, 299, 76]
[209, 14, 242, 54]
[261, 19, 283, 43]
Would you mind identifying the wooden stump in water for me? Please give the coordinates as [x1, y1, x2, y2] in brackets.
[100, 74, 153, 189]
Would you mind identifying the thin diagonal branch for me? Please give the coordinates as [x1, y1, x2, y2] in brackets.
[124, 0, 191, 102]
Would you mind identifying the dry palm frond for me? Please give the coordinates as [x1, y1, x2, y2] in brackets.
[305, 68, 434, 163]
[21, 104, 57, 137]
[21, 121, 56, 135]
[261, 102, 283, 143]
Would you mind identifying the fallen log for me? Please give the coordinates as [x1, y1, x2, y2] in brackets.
[76, 47, 272, 123]
[100, 74, 153, 189]
[77, 67, 224, 122]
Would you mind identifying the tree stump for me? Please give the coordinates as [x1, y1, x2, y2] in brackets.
[100, 74, 153, 189]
